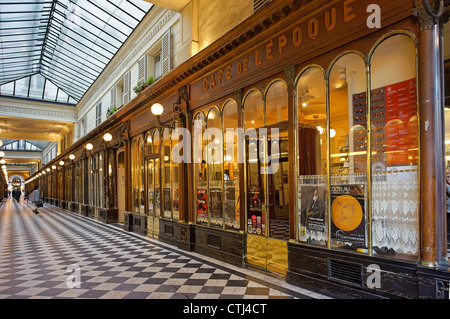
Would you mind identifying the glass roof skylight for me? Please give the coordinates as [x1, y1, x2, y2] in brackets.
[0, 0, 153, 103]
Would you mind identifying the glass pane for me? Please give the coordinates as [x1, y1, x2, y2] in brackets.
[223, 100, 240, 231]
[29, 74, 45, 100]
[15, 77, 30, 98]
[162, 128, 172, 219]
[139, 138, 145, 214]
[330, 53, 368, 252]
[244, 90, 264, 129]
[266, 81, 289, 126]
[131, 139, 139, 213]
[245, 92, 265, 236]
[206, 107, 223, 228]
[193, 113, 208, 225]
[148, 160, 154, 216]
[297, 67, 328, 245]
[370, 35, 419, 259]
[153, 131, 161, 217]
[172, 125, 180, 221]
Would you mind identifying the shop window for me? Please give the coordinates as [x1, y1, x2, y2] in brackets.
[329, 52, 368, 252]
[296, 66, 328, 246]
[206, 107, 223, 228]
[223, 99, 240, 231]
[244, 90, 264, 129]
[99, 152, 104, 208]
[153, 130, 161, 217]
[244, 90, 265, 236]
[138, 137, 145, 214]
[162, 128, 172, 219]
[172, 123, 180, 221]
[370, 34, 419, 259]
[266, 80, 289, 126]
[131, 138, 139, 214]
[193, 112, 208, 225]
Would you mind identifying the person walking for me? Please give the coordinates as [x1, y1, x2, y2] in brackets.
[29, 185, 40, 214]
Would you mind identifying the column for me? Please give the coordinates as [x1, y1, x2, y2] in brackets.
[413, 0, 447, 267]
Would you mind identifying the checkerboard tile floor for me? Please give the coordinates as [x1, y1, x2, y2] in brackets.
[0, 198, 331, 299]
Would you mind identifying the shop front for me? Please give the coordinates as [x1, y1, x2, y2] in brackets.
[123, 0, 449, 298]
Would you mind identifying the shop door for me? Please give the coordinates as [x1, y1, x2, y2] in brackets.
[245, 129, 289, 275]
[146, 156, 161, 238]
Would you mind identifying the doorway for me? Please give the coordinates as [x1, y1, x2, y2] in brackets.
[245, 127, 289, 275]
[116, 148, 125, 223]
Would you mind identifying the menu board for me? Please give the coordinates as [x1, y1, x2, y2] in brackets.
[352, 78, 417, 172]
[385, 78, 418, 167]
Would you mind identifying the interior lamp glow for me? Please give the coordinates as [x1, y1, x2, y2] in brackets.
[86, 143, 94, 151]
[59, 161, 65, 166]
[151, 103, 164, 117]
[103, 133, 113, 142]
[69, 154, 75, 160]
[0, 151, 5, 158]
[330, 129, 336, 138]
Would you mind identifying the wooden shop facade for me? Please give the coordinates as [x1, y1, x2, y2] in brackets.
[28, 0, 450, 298]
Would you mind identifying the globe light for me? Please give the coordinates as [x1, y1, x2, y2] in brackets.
[86, 143, 93, 151]
[59, 161, 65, 166]
[151, 103, 164, 117]
[103, 133, 113, 142]
[69, 154, 75, 160]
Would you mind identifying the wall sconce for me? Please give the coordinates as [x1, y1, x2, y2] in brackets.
[52, 165, 56, 170]
[59, 161, 65, 166]
[69, 154, 75, 160]
[85, 143, 93, 151]
[46, 168, 51, 172]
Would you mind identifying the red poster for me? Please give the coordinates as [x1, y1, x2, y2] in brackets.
[384, 78, 418, 166]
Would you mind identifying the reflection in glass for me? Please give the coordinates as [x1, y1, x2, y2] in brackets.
[370, 34, 419, 259]
[297, 67, 328, 246]
[223, 100, 240, 230]
[193, 113, 207, 225]
[206, 107, 223, 228]
[329, 53, 368, 252]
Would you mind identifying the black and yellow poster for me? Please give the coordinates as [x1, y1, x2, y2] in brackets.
[330, 185, 365, 244]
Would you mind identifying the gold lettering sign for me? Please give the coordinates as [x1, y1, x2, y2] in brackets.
[201, 0, 362, 93]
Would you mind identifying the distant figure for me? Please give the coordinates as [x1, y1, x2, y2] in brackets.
[13, 189, 20, 203]
[29, 186, 40, 214]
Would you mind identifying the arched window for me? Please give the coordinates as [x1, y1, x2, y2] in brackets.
[162, 128, 172, 219]
[223, 99, 240, 230]
[266, 80, 289, 126]
[206, 107, 223, 228]
[193, 112, 207, 225]
[370, 34, 418, 258]
[153, 130, 161, 217]
[244, 90, 264, 129]
[296, 66, 327, 246]
[329, 52, 368, 251]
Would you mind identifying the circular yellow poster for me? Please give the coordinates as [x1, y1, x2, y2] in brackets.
[331, 195, 363, 232]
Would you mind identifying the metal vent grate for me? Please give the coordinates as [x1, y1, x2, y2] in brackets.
[328, 258, 363, 288]
[164, 224, 174, 236]
[254, 0, 272, 12]
[207, 234, 221, 249]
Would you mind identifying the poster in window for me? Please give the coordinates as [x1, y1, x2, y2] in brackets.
[330, 185, 365, 244]
[155, 188, 161, 209]
[173, 189, 179, 212]
[224, 181, 235, 220]
[163, 188, 171, 213]
[197, 188, 207, 217]
[210, 188, 222, 218]
[298, 184, 327, 242]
